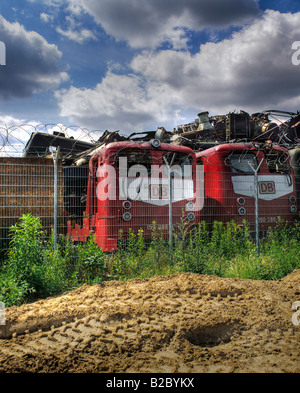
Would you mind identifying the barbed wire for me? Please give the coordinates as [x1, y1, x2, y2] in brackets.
[0, 122, 300, 169]
[0, 123, 107, 158]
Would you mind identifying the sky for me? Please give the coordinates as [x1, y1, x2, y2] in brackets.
[0, 0, 300, 137]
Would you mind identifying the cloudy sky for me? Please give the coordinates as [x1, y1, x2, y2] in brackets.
[0, 0, 300, 135]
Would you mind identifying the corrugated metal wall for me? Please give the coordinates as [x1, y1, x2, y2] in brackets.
[0, 157, 64, 251]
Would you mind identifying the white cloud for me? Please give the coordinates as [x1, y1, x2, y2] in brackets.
[55, 72, 162, 131]
[0, 114, 97, 157]
[55, 14, 97, 44]
[56, 26, 97, 44]
[0, 115, 41, 156]
[40, 12, 53, 23]
[66, 0, 260, 49]
[0, 115, 39, 129]
[55, 10, 300, 132]
[38, 3, 97, 44]
[0, 15, 69, 99]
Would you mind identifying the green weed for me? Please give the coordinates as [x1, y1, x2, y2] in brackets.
[0, 214, 299, 307]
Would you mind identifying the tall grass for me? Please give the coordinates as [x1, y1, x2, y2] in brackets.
[0, 214, 299, 307]
[0, 214, 107, 306]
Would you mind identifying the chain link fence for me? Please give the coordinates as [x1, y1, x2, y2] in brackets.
[0, 123, 299, 259]
[0, 124, 102, 254]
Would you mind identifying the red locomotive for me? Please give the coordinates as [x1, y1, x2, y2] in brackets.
[66, 140, 202, 251]
[195, 143, 298, 231]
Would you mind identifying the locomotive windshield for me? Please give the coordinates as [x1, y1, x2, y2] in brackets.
[229, 153, 258, 174]
[265, 151, 290, 173]
[162, 152, 192, 177]
[117, 150, 152, 175]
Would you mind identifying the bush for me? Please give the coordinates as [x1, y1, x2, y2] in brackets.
[179, 220, 255, 276]
[76, 236, 107, 284]
[0, 272, 30, 307]
[1, 214, 299, 307]
[224, 221, 300, 280]
[111, 224, 178, 280]
[1, 214, 45, 304]
[0, 214, 110, 306]
[5, 213, 44, 283]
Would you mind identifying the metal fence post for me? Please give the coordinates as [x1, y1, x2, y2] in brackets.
[169, 171, 173, 260]
[53, 146, 61, 251]
[249, 158, 264, 255]
[163, 155, 174, 261]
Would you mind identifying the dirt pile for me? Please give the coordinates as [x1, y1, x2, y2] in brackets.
[0, 270, 299, 373]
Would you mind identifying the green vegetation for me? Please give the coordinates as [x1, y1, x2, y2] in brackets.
[0, 214, 299, 307]
[0, 214, 107, 306]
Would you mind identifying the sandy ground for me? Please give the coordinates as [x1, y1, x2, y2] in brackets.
[0, 270, 299, 373]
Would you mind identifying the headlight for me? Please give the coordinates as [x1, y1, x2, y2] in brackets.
[122, 212, 132, 221]
[290, 205, 297, 213]
[187, 212, 195, 221]
[238, 207, 246, 215]
[151, 139, 161, 148]
[122, 201, 132, 210]
[289, 195, 296, 204]
[186, 201, 195, 211]
[237, 197, 245, 206]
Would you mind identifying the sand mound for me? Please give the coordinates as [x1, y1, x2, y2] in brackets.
[0, 270, 299, 372]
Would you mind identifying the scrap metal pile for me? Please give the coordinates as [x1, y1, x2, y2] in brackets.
[13, 108, 300, 250]
[160, 109, 300, 149]
[23, 109, 300, 165]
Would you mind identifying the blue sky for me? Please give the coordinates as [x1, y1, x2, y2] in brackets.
[0, 0, 300, 135]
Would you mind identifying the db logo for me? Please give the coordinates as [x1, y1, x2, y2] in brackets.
[259, 181, 275, 194]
